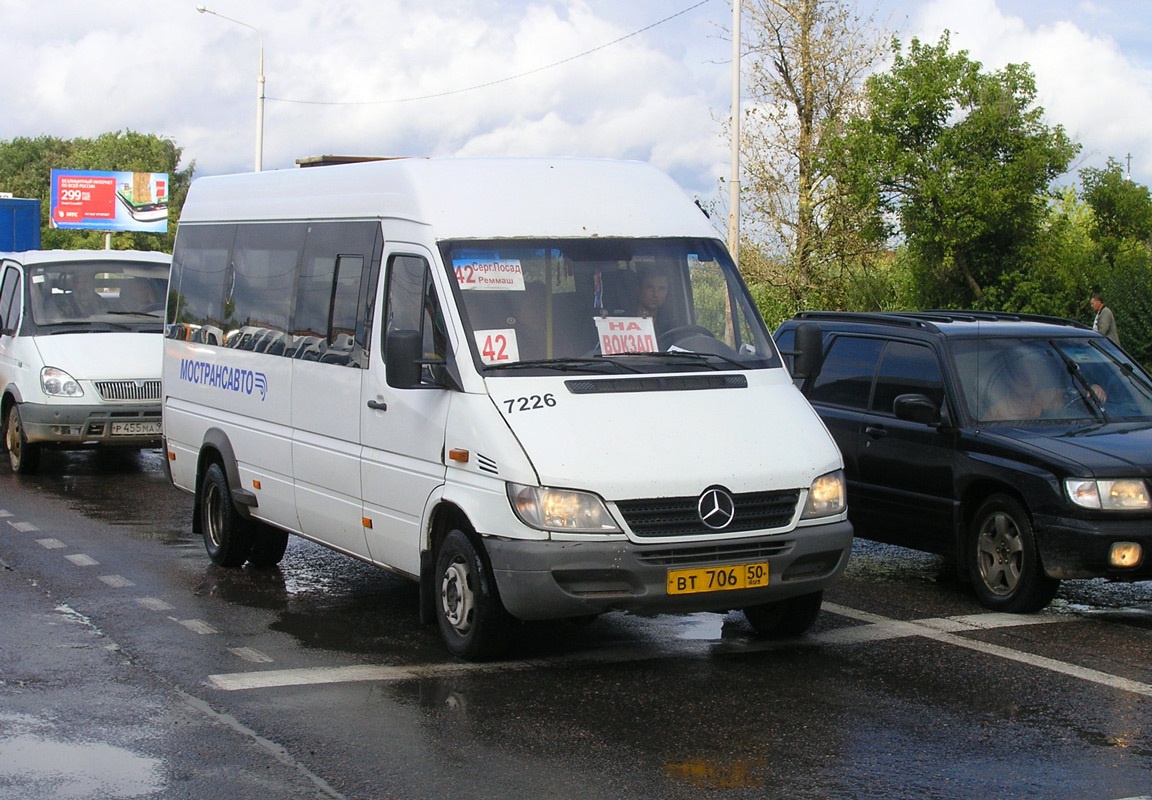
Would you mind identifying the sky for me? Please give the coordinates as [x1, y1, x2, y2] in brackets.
[2, 0, 1152, 214]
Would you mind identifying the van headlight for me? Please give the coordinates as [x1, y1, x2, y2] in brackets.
[41, 367, 84, 397]
[507, 483, 621, 533]
[1065, 478, 1151, 510]
[801, 470, 846, 519]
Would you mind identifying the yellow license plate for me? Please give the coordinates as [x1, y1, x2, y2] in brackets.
[666, 562, 769, 595]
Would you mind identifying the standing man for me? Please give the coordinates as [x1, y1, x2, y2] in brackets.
[1090, 293, 1120, 345]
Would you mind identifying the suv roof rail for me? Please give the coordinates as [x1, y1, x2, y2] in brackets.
[792, 309, 1090, 332]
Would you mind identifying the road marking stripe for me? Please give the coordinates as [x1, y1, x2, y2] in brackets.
[208, 604, 1152, 694]
[36, 538, 66, 550]
[229, 647, 275, 664]
[99, 575, 136, 588]
[0, 510, 11, 518]
[820, 602, 1152, 698]
[9, 520, 38, 532]
[179, 619, 218, 635]
[136, 597, 175, 612]
[64, 553, 99, 567]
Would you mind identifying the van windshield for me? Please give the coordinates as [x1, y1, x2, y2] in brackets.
[28, 260, 169, 332]
[439, 238, 780, 374]
[952, 336, 1152, 424]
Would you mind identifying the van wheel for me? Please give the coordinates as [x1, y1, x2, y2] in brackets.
[200, 462, 253, 567]
[743, 591, 823, 638]
[5, 405, 41, 474]
[435, 529, 513, 660]
[247, 522, 289, 568]
[969, 494, 1058, 613]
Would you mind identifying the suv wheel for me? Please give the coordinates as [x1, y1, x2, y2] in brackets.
[968, 494, 1058, 613]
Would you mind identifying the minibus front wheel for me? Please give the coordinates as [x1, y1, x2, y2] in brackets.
[435, 530, 513, 660]
[200, 462, 254, 568]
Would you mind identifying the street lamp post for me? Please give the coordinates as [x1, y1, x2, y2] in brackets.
[196, 5, 264, 172]
[727, 0, 741, 265]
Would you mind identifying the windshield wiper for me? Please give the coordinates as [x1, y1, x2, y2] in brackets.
[644, 349, 745, 370]
[108, 310, 163, 318]
[1051, 344, 1107, 421]
[38, 320, 134, 333]
[486, 357, 642, 374]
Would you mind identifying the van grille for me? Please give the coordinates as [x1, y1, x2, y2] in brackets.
[95, 380, 162, 401]
[616, 489, 800, 538]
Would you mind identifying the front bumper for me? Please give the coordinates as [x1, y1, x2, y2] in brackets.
[1037, 515, 1152, 580]
[17, 401, 162, 447]
[484, 519, 854, 621]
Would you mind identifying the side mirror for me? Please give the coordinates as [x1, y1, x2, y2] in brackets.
[790, 322, 823, 381]
[385, 329, 423, 389]
[893, 393, 941, 426]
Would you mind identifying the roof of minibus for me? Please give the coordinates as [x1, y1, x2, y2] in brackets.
[177, 157, 719, 240]
[0, 249, 170, 265]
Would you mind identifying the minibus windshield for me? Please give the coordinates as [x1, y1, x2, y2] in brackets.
[28, 261, 169, 331]
[440, 238, 780, 374]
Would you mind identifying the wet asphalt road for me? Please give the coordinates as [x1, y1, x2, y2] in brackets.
[1, 449, 1151, 799]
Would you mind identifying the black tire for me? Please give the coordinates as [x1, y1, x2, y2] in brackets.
[247, 522, 289, 568]
[434, 529, 514, 660]
[968, 494, 1058, 613]
[199, 462, 253, 567]
[743, 591, 823, 638]
[5, 404, 41, 474]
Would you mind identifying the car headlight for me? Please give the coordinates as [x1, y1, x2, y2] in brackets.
[801, 469, 846, 519]
[41, 367, 84, 397]
[1065, 478, 1151, 510]
[507, 483, 621, 533]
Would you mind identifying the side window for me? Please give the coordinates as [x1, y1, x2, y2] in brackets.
[293, 221, 381, 367]
[168, 224, 237, 344]
[0, 266, 20, 333]
[384, 254, 448, 385]
[226, 223, 304, 355]
[871, 341, 946, 416]
[808, 335, 885, 409]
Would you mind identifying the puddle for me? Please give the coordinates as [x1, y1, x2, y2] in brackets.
[0, 716, 163, 799]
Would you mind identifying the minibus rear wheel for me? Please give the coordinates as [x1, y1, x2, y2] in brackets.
[742, 591, 823, 638]
[435, 530, 513, 660]
[200, 462, 254, 568]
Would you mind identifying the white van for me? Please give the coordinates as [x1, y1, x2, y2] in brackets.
[162, 157, 851, 658]
[0, 249, 170, 473]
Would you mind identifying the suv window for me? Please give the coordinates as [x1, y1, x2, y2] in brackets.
[871, 341, 945, 415]
[809, 335, 884, 409]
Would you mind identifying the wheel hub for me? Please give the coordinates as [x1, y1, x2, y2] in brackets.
[441, 560, 474, 632]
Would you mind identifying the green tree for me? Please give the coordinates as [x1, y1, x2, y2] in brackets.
[829, 32, 1080, 309]
[1080, 157, 1152, 260]
[734, 0, 886, 316]
[0, 130, 193, 253]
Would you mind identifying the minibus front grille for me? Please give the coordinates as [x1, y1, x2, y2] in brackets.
[95, 380, 162, 402]
[635, 540, 794, 566]
[616, 489, 800, 538]
[565, 374, 747, 394]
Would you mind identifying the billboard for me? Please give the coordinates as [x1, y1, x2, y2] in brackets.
[50, 169, 169, 233]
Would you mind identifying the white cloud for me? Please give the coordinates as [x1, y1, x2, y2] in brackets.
[906, 0, 1152, 184]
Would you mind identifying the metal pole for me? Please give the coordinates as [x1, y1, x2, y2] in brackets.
[727, 0, 741, 265]
[197, 6, 264, 172]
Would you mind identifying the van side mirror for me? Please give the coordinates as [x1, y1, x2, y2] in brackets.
[790, 322, 823, 381]
[385, 329, 423, 389]
[893, 393, 941, 426]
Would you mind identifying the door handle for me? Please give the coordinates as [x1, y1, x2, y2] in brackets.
[865, 425, 887, 439]
[366, 399, 387, 411]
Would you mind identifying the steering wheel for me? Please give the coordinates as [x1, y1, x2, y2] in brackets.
[658, 324, 716, 349]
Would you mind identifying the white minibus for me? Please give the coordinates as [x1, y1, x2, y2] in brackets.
[162, 157, 851, 659]
[1, 249, 170, 473]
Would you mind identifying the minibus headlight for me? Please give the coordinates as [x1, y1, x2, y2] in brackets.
[41, 367, 84, 398]
[1065, 478, 1151, 510]
[507, 483, 621, 533]
[801, 470, 846, 519]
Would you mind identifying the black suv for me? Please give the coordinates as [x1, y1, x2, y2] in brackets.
[775, 311, 1152, 612]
